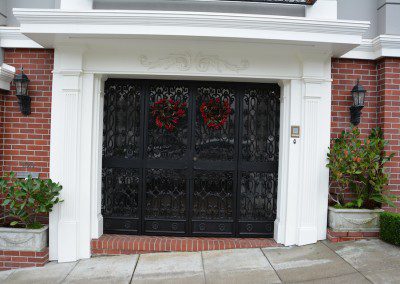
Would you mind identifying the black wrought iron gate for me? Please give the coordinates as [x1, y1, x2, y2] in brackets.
[102, 79, 280, 237]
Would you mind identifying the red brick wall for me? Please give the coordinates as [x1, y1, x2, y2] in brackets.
[0, 248, 48, 271]
[331, 58, 400, 212]
[331, 58, 379, 138]
[377, 58, 400, 211]
[1, 48, 53, 178]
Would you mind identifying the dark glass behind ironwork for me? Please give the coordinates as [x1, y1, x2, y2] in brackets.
[145, 169, 187, 219]
[103, 83, 141, 159]
[193, 170, 234, 220]
[102, 167, 140, 218]
[195, 86, 236, 161]
[147, 85, 189, 160]
[240, 172, 277, 221]
[242, 88, 280, 162]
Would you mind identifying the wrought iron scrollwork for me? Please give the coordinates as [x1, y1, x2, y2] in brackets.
[103, 82, 141, 159]
[147, 85, 189, 160]
[193, 171, 233, 220]
[102, 79, 280, 237]
[101, 168, 140, 218]
[240, 172, 277, 221]
[145, 169, 187, 219]
[242, 88, 280, 162]
[195, 87, 236, 161]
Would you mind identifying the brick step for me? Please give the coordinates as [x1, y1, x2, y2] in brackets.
[327, 228, 380, 243]
[91, 234, 279, 255]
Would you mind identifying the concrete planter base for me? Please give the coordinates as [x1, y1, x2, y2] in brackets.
[0, 225, 48, 251]
[328, 207, 383, 232]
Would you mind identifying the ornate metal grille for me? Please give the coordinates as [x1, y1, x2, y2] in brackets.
[102, 79, 280, 237]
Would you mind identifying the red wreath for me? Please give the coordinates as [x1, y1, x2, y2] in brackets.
[151, 98, 187, 132]
[200, 98, 231, 130]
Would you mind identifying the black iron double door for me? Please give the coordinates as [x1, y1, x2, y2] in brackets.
[102, 79, 280, 237]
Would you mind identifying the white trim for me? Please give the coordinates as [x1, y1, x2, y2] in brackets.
[0, 27, 43, 49]
[0, 63, 16, 91]
[13, 9, 368, 56]
[342, 35, 400, 60]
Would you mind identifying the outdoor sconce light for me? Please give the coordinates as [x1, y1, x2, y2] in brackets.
[13, 68, 31, 116]
[350, 79, 366, 126]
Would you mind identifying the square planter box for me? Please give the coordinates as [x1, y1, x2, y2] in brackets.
[0, 225, 48, 251]
[328, 207, 383, 232]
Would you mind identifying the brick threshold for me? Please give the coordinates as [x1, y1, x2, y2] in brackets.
[91, 234, 280, 255]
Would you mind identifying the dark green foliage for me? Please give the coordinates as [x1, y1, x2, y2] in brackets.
[327, 127, 396, 209]
[380, 212, 400, 246]
[0, 172, 63, 228]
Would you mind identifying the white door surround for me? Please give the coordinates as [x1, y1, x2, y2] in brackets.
[13, 9, 368, 262]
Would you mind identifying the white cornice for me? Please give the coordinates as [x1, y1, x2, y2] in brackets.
[341, 35, 400, 60]
[13, 9, 369, 56]
[0, 27, 43, 48]
[0, 63, 16, 91]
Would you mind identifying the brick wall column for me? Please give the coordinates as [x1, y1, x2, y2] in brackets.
[377, 58, 400, 212]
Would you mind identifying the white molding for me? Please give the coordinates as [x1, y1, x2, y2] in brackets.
[342, 35, 400, 60]
[0, 27, 43, 48]
[13, 9, 368, 56]
[0, 63, 16, 91]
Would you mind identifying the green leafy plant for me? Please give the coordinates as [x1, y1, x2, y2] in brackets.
[327, 127, 396, 209]
[380, 212, 400, 246]
[0, 173, 63, 229]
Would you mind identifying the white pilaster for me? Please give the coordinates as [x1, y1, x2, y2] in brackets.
[306, 0, 338, 20]
[90, 74, 105, 239]
[60, 0, 93, 10]
[275, 79, 303, 246]
[49, 47, 90, 262]
[295, 54, 332, 245]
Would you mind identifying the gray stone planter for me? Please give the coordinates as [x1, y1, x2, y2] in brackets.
[328, 207, 383, 232]
[0, 225, 48, 251]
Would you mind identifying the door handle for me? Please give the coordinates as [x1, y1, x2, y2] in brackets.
[193, 157, 198, 162]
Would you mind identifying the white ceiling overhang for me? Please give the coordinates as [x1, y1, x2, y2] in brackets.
[13, 9, 369, 57]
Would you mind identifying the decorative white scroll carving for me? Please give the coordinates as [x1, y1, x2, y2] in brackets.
[140, 52, 249, 73]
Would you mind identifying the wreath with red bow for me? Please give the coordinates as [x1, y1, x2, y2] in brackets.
[151, 98, 187, 132]
[200, 98, 231, 130]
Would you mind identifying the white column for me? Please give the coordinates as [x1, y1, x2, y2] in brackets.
[60, 0, 93, 10]
[49, 46, 92, 262]
[306, 0, 337, 20]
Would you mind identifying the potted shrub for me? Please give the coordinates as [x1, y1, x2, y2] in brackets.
[0, 173, 62, 251]
[326, 127, 396, 232]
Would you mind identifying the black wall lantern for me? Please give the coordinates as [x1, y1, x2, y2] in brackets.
[13, 68, 31, 116]
[350, 79, 366, 126]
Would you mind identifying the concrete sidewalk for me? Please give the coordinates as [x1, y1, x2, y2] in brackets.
[0, 239, 399, 284]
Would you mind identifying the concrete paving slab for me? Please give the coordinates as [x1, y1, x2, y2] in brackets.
[132, 251, 204, 284]
[262, 242, 357, 282]
[202, 248, 281, 284]
[296, 272, 370, 284]
[4, 261, 76, 284]
[0, 269, 14, 282]
[325, 239, 400, 273]
[64, 255, 138, 284]
[362, 268, 400, 284]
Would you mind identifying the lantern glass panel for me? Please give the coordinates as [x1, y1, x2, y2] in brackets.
[21, 81, 29, 96]
[352, 90, 365, 107]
